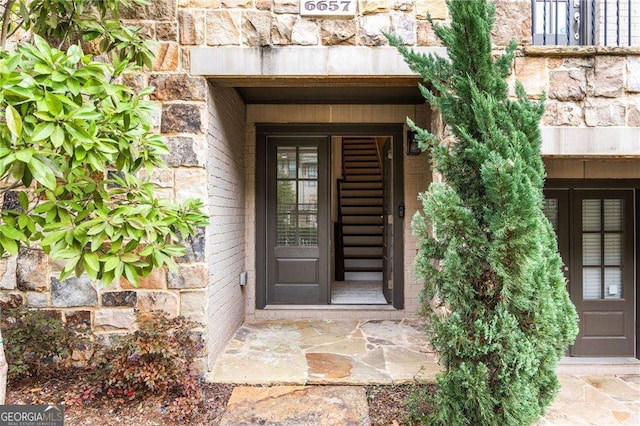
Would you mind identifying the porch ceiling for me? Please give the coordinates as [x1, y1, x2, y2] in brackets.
[235, 85, 424, 104]
[191, 46, 440, 105]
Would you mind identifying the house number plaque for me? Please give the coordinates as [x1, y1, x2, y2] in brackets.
[300, 0, 356, 18]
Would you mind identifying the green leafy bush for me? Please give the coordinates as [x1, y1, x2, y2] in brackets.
[1, 307, 74, 378]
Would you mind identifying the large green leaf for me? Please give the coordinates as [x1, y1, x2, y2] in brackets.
[0, 225, 26, 241]
[44, 93, 63, 117]
[27, 156, 57, 190]
[5, 104, 22, 138]
[31, 122, 55, 141]
[50, 125, 65, 147]
[14, 149, 33, 163]
[83, 252, 100, 275]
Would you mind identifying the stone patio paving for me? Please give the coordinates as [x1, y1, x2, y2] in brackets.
[211, 319, 440, 385]
[212, 320, 640, 425]
[537, 375, 640, 425]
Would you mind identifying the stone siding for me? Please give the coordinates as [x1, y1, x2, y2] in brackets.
[0, 249, 208, 370]
[170, 0, 528, 49]
[514, 53, 640, 128]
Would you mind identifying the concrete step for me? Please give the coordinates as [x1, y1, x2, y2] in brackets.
[557, 357, 640, 375]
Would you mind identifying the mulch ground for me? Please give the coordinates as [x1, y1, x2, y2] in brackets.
[7, 372, 433, 425]
[365, 384, 434, 425]
[6, 371, 233, 426]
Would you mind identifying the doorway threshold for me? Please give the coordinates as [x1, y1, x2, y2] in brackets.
[263, 304, 396, 311]
[557, 357, 640, 375]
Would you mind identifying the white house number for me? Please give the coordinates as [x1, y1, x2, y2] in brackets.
[299, 0, 357, 17]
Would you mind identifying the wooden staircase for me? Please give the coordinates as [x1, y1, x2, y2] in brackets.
[338, 138, 383, 281]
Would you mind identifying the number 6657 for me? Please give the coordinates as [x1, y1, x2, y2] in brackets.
[304, 0, 351, 11]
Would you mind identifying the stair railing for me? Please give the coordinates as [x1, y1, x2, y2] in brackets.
[373, 138, 383, 174]
[335, 178, 345, 281]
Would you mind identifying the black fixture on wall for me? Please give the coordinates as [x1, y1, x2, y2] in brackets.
[406, 130, 421, 156]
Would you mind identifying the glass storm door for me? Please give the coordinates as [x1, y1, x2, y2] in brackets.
[266, 137, 329, 304]
[544, 189, 635, 356]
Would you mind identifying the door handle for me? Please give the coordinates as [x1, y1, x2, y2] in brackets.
[398, 203, 405, 218]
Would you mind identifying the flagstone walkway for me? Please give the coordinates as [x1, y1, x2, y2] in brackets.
[538, 375, 640, 425]
[210, 319, 441, 385]
[218, 375, 640, 425]
[212, 320, 640, 425]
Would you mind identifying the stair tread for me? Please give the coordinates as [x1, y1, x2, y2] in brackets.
[344, 254, 383, 259]
[344, 267, 384, 272]
[341, 197, 383, 201]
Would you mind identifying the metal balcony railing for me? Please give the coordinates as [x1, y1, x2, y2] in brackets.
[532, 0, 639, 46]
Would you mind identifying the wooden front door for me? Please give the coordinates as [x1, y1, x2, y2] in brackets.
[266, 136, 329, 304]
[544, 188, 636, 356]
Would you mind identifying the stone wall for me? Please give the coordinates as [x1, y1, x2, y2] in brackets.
[170, 0, 529, 50]
[514, 52, 640, 128]
[0, 0, 215, 370]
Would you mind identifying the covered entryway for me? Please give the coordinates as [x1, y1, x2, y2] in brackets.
[256, 125, 404, 309]
[544, 181, 638, 357]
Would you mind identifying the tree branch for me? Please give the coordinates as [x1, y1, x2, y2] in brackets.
[0, 0, 17, 52]
[0, 180, 24, 194]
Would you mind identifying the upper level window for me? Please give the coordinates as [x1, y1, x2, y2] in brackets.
[532, 0, 639, 46]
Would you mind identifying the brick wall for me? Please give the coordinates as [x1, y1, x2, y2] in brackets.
[206, 86, 247, 367]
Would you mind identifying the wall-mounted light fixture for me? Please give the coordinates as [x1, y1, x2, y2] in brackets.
[407, 130, 421, 156]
